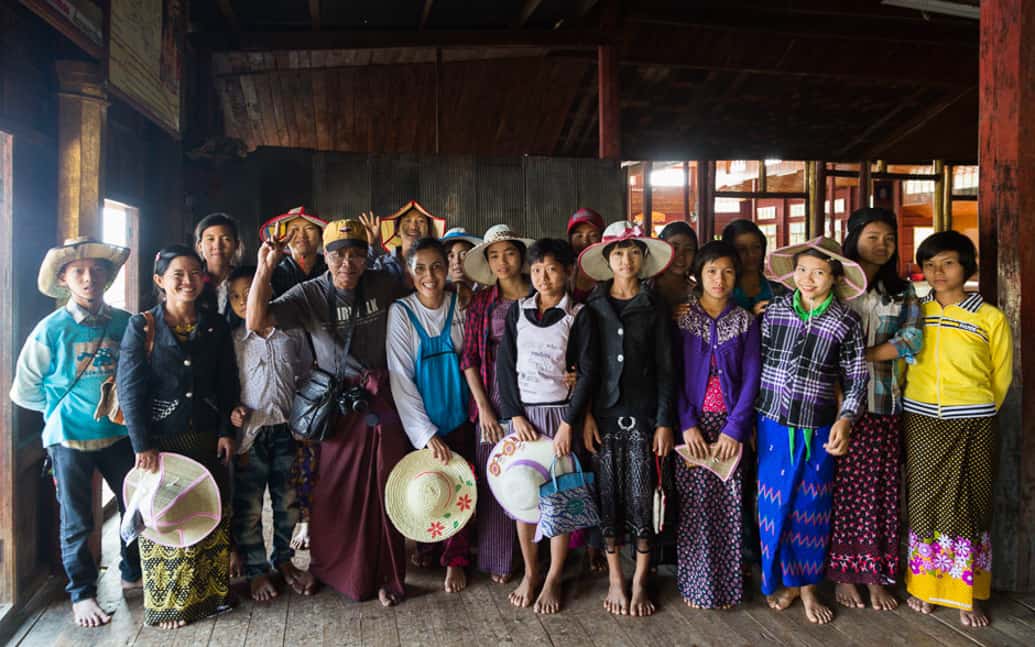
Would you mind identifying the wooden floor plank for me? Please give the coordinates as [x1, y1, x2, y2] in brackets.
[242, 583, 290, 647]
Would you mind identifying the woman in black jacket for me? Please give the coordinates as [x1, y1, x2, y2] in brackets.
[579, 221, 676, 618]
[117, 245, 242, 630]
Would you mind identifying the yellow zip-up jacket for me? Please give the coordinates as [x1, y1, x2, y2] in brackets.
[903, 292, 1013, 419]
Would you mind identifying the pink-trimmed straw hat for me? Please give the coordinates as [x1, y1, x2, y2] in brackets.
[123, 452, 222, 548]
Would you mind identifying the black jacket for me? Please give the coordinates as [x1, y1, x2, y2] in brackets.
[585, 281, 675, 427]
[117, 303, 240, 453]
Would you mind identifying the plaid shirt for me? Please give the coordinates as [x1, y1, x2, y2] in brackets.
[847, 281, 923, 415]
[756, 293, 868, 428]
[460, 284, 502, 422]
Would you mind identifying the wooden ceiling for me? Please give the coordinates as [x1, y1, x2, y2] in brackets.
[191, 1, 981, 161]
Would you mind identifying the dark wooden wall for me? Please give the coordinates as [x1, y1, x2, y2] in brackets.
[186, 148, 624, 257]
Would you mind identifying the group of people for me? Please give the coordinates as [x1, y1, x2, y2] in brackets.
[9, 199, 1011, 632]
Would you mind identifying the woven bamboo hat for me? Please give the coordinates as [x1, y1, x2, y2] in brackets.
[258, 206, 328, 243]
[385, 448, 477, 542]
[38, 237, 130, 299]
[123, 453, 222, 548]
[765, 236, 867, 301]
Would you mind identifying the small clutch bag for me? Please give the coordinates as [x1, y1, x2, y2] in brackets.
[674, 443, 743, 482]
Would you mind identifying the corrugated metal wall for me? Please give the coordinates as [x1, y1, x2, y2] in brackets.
[313, 152, 624, 239]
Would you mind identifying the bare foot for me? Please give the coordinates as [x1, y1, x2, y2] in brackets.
[489, 572, 512, 585]
[72, 598, 111, 627]
[121, 578, 143, 598]
[587, 547, 607, 574]
[228, 550, 244, 579]
[960, 605, 990, 627]
[684, 599, 701, 609]
[630, 578, 655, 617]
[766, 587, 799, 611]
[867, 584, 898, 611]
[509, 573, 541, 608]
[378, 587, 402, 607]
[534, 576, 562, 614]
[444, 566, 467, 593]
[907, 595, 934, 615]
[604, 579, 629, 615]
[279, 562, 317, 596]
[290, 522, 310, 551]
[250, 574, 279, 602]
[800, 586, 833, 624]
[835, 582, 865, 609]
[157, 619, 188, 630]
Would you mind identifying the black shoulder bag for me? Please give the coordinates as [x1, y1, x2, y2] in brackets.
[289, 278, 363, 442]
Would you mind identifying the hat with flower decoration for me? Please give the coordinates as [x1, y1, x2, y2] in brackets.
[385, 448, 477, 542]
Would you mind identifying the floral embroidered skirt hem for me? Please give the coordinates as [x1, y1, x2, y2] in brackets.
[675, 411, 743, 608]
[904, 413, 994, 611]
[826, 412, 901, 585]
[141, 519, 232, 626]
[756, 415, 835, 596]
[592, 414, 655, 545]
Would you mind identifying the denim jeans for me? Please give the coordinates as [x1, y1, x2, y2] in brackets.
[232, 425, 298, 578]
[48, 438, 142, 602]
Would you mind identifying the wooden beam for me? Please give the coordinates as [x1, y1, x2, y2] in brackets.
[834, 88, 927, 157]
[697, 161, 715, 241]
[217, 0, 240, 32]
[863, 87, 976, 158]
[309, 0, 321, 30]
[642, 161, 654, 231]
[597, 44, 620, 160]
[807, 160, 826, 239]
[419, 0, 434, 29]
[515, 0, 545, 28]
[978, 0, 1035, 593]
[192, 29, 607, 51]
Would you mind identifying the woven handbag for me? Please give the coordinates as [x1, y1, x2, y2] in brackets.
[535, 454, 600, 541]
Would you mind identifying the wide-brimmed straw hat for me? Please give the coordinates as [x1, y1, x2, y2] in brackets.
[440, 226, 482, 248]
[577, 220, 673, 281]
[486, 434, 574, 524]
[765, 236, 867, 301]
[462, 224, 535, 286]
[38, 237, 131, 299]
[379, 201, 447, 253]
[123, 453, 222, 548]
[385, 448, 477, 542]
[259, 206, 328, 243]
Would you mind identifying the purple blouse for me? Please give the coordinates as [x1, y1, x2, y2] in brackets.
[676, 297, 761, 442]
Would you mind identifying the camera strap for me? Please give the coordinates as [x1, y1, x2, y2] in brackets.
[325, 274, 365, 381]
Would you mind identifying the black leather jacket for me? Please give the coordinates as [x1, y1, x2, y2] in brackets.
[117, 303, 240, 453]
[585, 281, 675, 427]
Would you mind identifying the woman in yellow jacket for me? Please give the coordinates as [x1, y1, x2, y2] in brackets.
[903, 231, 1012, 628]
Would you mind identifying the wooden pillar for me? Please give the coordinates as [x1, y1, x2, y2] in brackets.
[642, 161, 653, 232]
[932, 159, 947, 232]
[597, 45, 620, 160]
[56, 61, 107, 241]
[806, 160, 826, 239]
[980, 0, 1035, 592]
[857, 160, 871, 211]
[682, 161, 690, 222]
[696, 160, 715, 241]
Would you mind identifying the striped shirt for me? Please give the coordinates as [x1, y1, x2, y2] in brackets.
[756, 292, 868, 428]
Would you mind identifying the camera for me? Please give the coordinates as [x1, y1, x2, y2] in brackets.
[338, 385, 371, 415]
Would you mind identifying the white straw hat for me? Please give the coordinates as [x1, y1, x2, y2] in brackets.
[577, 220, 673, 281]
[486, 434, 573, 524]
[462, 224, 535, 286]
[385, 448, 477, 542]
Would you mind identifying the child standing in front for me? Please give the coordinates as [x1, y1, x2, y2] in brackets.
[228, 265, 316, 599]
[904, 231, 1012, 628]
[755, 238, 868, 624]
[496, 239, 596, 614]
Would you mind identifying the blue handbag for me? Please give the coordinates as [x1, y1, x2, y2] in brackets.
[535, 454, 601, 541]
